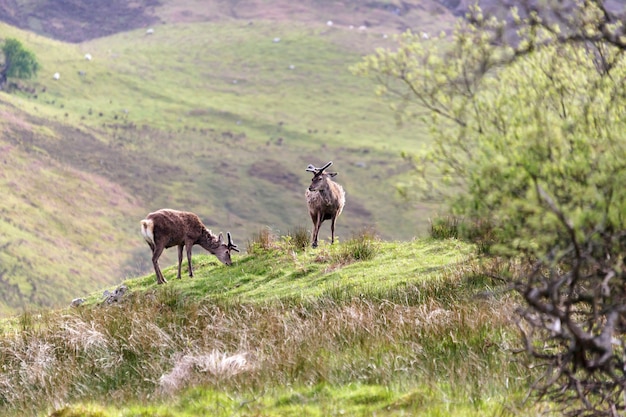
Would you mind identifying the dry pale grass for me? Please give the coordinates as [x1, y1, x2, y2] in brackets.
[0, 266, 523, 416]
[159, 350, 249, 394]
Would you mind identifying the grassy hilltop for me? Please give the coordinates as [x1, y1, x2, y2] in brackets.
[0, 0, 458, 314]
[0, 233, 538, 417]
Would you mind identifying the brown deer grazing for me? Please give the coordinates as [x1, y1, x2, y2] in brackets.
[140, 209, 239, 284]
[305, 161, 346, 248]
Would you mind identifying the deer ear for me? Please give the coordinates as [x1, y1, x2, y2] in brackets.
[217, 232, 224, 243]
[329, 172, 338, 177]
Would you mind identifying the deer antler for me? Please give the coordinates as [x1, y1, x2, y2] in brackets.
[227, 232, 240, 252]
[306, 161, 333, 174]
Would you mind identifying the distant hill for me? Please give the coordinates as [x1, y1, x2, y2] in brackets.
[0, 0, 458, 42]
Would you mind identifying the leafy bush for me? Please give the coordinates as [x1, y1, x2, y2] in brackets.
[356, 2, 626, 413]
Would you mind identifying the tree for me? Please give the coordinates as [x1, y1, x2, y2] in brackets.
[0, 38, 40, 90]
[354, 1, 626, 415]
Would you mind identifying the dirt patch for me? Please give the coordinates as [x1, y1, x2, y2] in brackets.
[248, 159, 302, 192]
[343, 197, 372, 220]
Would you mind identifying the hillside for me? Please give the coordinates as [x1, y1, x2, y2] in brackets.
[0, 0, 458, 43]
[0, 236, 536, 417]
[0, 2, 458, 314]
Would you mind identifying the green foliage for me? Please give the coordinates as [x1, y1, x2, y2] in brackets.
[356, 4, 626, 414]
[1, 38, 39, 81]
[356, 19, 626, 260]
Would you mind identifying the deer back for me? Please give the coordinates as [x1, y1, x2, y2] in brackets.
[147, 209, 204, 248]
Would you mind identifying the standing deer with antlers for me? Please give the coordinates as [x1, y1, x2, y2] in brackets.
[140, 209, 239, 284]
[305, 161, 346, 248]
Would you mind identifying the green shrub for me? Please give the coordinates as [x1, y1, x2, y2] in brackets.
[429, 214, 494, 255]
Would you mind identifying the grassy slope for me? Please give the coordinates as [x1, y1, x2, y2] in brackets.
[0, 100, 146, 316]
[0, 12, 444, 314]
[0, 237, 539, 417]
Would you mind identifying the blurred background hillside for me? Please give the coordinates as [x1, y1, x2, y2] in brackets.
[0, 0, 468, 314]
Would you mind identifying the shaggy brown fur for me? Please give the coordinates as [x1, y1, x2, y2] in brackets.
[305, 162, 346, 248]
[141, 209, 238, 284]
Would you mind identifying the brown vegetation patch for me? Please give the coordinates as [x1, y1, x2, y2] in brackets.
[342, 197, 372, 220]
[0, 0, 160, 43]
[248, 159, 301, 191]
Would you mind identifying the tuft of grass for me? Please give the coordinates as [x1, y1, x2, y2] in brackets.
[429, 215, 460, 240]
[332, 228, 379, 264]
[246, 227, 279, 254]
[429, 215, 496, 255]
[49, 405, 108, 417]
[283, 225, 311, 252]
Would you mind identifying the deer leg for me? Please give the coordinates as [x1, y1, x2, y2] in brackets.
[310, 213, 317, 247]
[177, 244, 184, 279]
[330, 215, 337, 245]
[312, 213, 322, 248]
[152, 245, 167, 284]
[186, 241, 194, 277]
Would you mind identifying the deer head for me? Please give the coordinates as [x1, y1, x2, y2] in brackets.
[306, 161, 337, 192]
[210, 232, 240, 266]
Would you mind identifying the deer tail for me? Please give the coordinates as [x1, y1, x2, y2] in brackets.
[140, 219, 155, 245]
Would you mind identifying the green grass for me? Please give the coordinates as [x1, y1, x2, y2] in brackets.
[5, 19, 427, 152]
[52, 383, 530, 417]
[0, 137, 146, 315]
[0, 237, 540, 417]
[117, 236, 475, 303]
